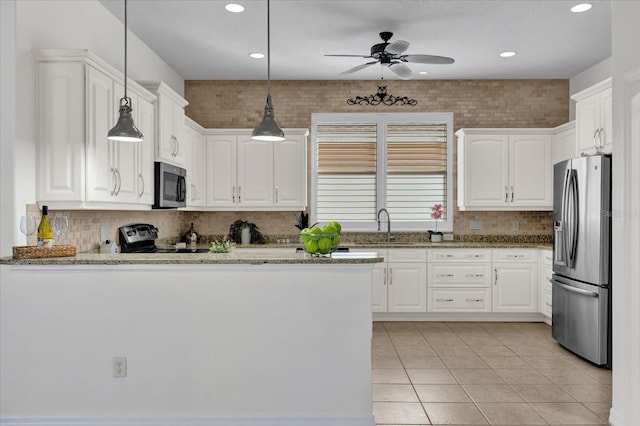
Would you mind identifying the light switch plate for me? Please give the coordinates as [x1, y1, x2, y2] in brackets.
[469, 220, 483, 230]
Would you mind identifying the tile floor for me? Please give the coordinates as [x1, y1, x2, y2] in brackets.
[372, 321, 611, 425]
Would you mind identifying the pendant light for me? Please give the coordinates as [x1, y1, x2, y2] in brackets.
[251, 0, 285, 141]
[108, 0, 143, 142]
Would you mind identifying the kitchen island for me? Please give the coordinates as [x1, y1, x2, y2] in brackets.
[0, 253, 382, 426]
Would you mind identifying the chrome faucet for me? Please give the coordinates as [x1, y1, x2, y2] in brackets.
[377, 208, 394, 242]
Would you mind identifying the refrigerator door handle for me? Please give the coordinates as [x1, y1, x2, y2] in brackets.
[558, 168, 571, 266]
[567, 170, 579, 268]
[553, 280, 599, 298]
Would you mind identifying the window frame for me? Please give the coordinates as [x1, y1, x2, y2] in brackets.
[311, 112, 454, 232]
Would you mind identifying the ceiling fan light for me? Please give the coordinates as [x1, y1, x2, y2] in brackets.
[108, 100, 144, 142]
[252, 95, 285, 141]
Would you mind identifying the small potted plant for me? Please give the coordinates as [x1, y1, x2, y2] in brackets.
[429, 203, 444, 243]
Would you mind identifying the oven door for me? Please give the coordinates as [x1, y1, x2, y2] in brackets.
[551, 274, 609, 366]
[154, 162, 187, 208]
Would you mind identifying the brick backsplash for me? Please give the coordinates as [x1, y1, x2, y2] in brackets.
[23, 79, 565, 251]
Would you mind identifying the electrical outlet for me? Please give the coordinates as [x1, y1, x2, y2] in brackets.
[443, 233, 454, 241]
[512, 221, 520, 231]
[113, 356, 127, 378]
[469, 220, 483, 230]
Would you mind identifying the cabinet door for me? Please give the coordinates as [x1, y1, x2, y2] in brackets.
[372, 263, 388, 313]
[493, 263, 538, 312]
[86, 67, 116, 203]
[273, 136, 307, 209]
[37, 62, 85, 202]
[387, 263, 427, 313]
[508, 134, 551, 208]
[171, 102, 187, 166]
[576, 92, 601, 156]
[135, 95, 155, 205]
[600, 87, 613, 152]
[187, 127, 206, 207]
[206, 136, 237, 207]
[111, 83, 137, 204]
[237, 137, 274, 207]
[157, 93, 176, 162]
[460, 135, 509, 208]
[552, 123, 576, 165]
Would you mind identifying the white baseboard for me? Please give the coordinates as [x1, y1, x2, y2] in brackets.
[608, 408, 622, 426]
[373, 312, 546, 322]
[0, 415, 375, 426]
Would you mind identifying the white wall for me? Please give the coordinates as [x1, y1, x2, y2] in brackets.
[610, 1, 640, 425]
[2, 0, 184, 256]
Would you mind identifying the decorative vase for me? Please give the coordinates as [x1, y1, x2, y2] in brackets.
[240, 226, 251, 244]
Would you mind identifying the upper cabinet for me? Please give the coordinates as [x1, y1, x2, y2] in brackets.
[138, 81, 189, 167]
[552, 121, 577, 165]
[184, 117, 205, 208]
[205, 129, 308, 211]
[456, 129, 552, 211]
[573, 78, 612, 156]
[35, 49, 156, 210]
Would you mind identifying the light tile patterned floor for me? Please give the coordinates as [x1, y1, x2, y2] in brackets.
[372, 321, 611, 425]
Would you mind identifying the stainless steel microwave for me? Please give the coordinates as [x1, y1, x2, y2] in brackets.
[153, 161, 187, 208]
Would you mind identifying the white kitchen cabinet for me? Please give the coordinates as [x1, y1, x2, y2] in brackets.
[492, 249, 538, 313]
[185, 117, 206, 207]
[573, 78, 612, 156]
[552, 121, 577, 165]
[205, 129, 308, 211]
[456, 129, 552, 211]
[427, 249, 492, 313]
[538, 249, 553, 325]
[35, 49, 156, 210]
[351, 248, 388, 312]
[138, 81, 189, 167]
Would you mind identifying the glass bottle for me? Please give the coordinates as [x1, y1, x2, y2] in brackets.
[37, 205, 54, 248]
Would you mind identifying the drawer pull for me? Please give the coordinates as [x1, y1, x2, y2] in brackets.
[437, 254, 455, 258]
[545, 302, 552, 307]
[466, 254, 484, 259]
[465, 298, 484, 302]
[436, 274, 455, 278]
[436, 298, 454, 302]
[465, 274, 484, 278]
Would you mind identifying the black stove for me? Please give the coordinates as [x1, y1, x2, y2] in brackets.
[118, 223, 209, 254]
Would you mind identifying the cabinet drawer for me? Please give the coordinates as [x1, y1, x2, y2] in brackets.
[540, 249, 553, 266]
[428, 288, 491, 312]
[428, 249, 491, 263]
[492, 249, 537, 262]
[350, 248, 387, 259]
[540, 265, 553, 292]
[543, 289, 552, 317]
[387, 249, 427, 263]
[428, 263, 491, 288]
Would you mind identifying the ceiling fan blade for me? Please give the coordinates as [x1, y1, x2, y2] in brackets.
[389, 62, 413, 80]
[402, 54, 455, 65]
[386, 40, 409, 55]
[340, 61, 379, 76]
[325, 54, 372, 58]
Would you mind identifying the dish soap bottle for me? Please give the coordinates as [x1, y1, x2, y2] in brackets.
[189, 223, 198, 246]
[37, 205, 54, 248]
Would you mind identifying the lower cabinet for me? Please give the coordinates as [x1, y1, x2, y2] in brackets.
[492, 249, 538, 313]
[538, 249, 553, 324]
[427, 249, 492, 313]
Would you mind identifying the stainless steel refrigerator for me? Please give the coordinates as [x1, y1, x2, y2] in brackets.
[552, 154, 611, 367]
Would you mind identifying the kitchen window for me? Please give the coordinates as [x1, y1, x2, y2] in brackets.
[311, 113, 453, 231]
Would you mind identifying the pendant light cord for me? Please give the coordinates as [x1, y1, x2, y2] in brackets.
[124, 0, 128, 103]
[267, 0, 271, 96]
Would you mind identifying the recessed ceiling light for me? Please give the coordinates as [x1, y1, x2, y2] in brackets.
[225, 3, 245, 13]
[571, 3, 592, 13]
[249, 53, 264, 59]
[419, 71, 428, 75]
[500, 51, 517, 58]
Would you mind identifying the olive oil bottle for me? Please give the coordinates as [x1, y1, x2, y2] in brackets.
[37, 205, 54, 248]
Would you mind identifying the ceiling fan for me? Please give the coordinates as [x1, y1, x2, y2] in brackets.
[325, 31, 455, 80]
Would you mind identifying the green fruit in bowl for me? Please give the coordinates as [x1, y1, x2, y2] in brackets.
[304, 239, 319, 253]
[329, 221, 342, 233]
[318, 237, 332, 254]
[323, 224, 338, 235]
[332, 235, 341, 246]
[299, 227, 312, 244]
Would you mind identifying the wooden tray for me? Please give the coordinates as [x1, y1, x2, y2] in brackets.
[13, 245, 77, 259]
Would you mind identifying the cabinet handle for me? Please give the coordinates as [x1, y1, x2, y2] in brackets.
[171, 135, 176, 156]
[466, 274, 484, 278]
[232, 186, 236, 203]
[494, 269, 498, 286]
[466, 298, 483, 302]
[175, 136, 180, 156]
[275, 186, 279, 203]
[545, 302, 552, 307]
[597, 128, 605, 151]
[438, 254, 454, 259]
[436, 273, 455, 278]
[191, 184, 196, 202]
[110, 167, 117, 196]
[505, 185, 508, 203]
[389, 268, 393, 285]
[115, 168, 122, 196]
[436, 298, 454, 302]
[511, 186, 514, 203]
[238, 186, 242, 203]
[138, 173, 144, 198]
[383, 268, 387, 286]
[466, 254, 483, 259]
[593, 128, 600, 150]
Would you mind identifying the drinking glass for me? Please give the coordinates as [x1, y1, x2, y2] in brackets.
[19, 215, 37, 246]
[52, 214, 69, 242]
